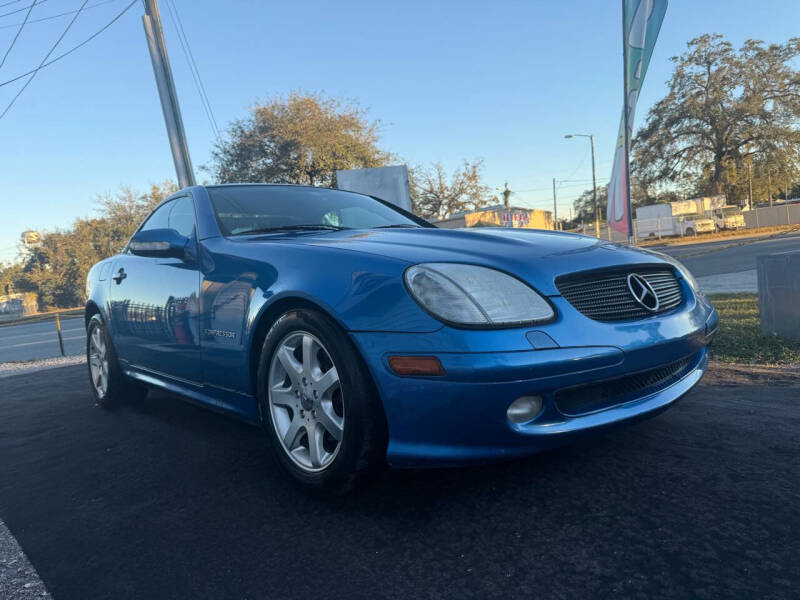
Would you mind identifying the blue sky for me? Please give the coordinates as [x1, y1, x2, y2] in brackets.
[1, 0, 798, 260]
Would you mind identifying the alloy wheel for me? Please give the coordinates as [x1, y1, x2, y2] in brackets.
[88, 325, 109, 399]
[268, 331, 344, 472]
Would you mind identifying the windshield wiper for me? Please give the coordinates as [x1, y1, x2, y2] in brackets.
[372, 224, 421, 229]
[234, 224, 349, 235]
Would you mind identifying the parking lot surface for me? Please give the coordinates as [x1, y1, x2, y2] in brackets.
[0, 366, 798, 599]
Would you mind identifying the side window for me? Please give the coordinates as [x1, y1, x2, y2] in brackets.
[168, 196, 196, 237]
[139, 201, 172, 232]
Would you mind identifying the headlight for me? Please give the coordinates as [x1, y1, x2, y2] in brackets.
[673, 259, 700, 292]
[404, 263, 555, 327]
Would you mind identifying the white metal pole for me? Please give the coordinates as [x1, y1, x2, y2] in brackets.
[142, 0, 196, 188]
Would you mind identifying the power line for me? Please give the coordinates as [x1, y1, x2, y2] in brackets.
[0, 1, 25, 10]
[167, 0, 219, 137]
[164, 0, 220, 140]
[0, 0, 118, 30]
[514, 179, 594, 193]
[0, 0, 137, 88]
[561, 145, 590, 182]
[0, 0, 36, 69]
[0, 0, 52, 18]
[0, 0, 89, 121]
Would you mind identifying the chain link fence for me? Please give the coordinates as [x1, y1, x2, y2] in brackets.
[742, 203, 800, 229]
[575, 202, 800, 243]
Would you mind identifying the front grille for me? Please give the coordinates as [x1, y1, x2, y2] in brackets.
[555, 355, 695, 416]
[556, 267, 683, 321]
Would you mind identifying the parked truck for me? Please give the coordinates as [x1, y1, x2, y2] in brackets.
[708, 206, 746, 230]
[635, 204, 716, 238]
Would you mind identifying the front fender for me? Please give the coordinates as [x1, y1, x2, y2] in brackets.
[85, 258, 115, 327]
[198, 238, 442, 395]
[203, 237, 442, 335]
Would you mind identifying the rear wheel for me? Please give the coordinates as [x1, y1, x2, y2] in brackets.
[257, 309, 387, 494]
[86, 314, 147, 408]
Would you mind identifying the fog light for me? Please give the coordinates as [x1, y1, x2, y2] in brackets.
[507, 395, 543, 423]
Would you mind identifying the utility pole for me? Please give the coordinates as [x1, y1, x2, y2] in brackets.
[552, 178, 558, 230]
[565, 133, 599, 237]
[142, 0, 196, 188]
[768, 170, 773, 207]
[501, 182, 512, 209]
[748, 160, 753, 210]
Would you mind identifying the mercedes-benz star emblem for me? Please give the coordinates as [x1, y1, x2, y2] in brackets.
[627, 273, 660, 312]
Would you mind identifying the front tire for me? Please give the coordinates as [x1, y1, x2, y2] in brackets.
[86, 314, 147, 408]
[257, 309, 387, 495]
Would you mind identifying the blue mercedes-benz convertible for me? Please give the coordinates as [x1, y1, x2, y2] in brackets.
[85, 184, 718, 493]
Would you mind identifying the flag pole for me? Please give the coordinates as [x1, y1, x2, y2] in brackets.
[621, 0, 634, 245]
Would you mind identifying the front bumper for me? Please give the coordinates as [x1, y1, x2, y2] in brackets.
[351, 292, 718, 468]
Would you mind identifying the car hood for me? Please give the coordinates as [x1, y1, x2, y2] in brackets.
[284, 227, 672, 296]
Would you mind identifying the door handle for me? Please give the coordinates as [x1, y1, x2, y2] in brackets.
[112, 268, 127, 284]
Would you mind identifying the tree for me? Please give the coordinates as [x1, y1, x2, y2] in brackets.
[572, 185, 609, 224]
[93, 182, 178, 257]
[207, 92, 389, 187]
[409, 159, 496, 220]
[9, 182, 175, 310]
[632, 34, 800, 205]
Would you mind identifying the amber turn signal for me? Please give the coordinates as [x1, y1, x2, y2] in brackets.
[388, 356, 446, 376]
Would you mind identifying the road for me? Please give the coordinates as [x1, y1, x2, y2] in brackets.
[0, 365, 797, 599]
[0, 317, 85, 363]
[653, 230, 800, 293]
[659, 230, 800, 276]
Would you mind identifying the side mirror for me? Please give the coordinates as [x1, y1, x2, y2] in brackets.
[129, 228, 190, 259]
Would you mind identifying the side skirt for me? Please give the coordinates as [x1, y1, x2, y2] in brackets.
[122, 362, 261, 425]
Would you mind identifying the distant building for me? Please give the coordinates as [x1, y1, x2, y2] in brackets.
[434, 204, 554, 230]
[0, 293, 37, 323]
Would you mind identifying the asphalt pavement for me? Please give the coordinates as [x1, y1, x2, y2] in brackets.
[0, 365, 797, 599]
[653, 230, 800, 293]
[657, 231, 800, 276]
[0, 317, 85, 363]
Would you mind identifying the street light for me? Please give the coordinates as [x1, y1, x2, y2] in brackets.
[565, 133, 599, 238]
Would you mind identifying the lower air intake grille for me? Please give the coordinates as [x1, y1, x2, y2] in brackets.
[556, 267, 683, 321]
[555, 355, 695, 416]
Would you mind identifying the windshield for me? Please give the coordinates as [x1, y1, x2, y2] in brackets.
[207, 185, 428, 236]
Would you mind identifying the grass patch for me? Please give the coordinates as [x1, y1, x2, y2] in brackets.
[708, 293, 800, 365]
